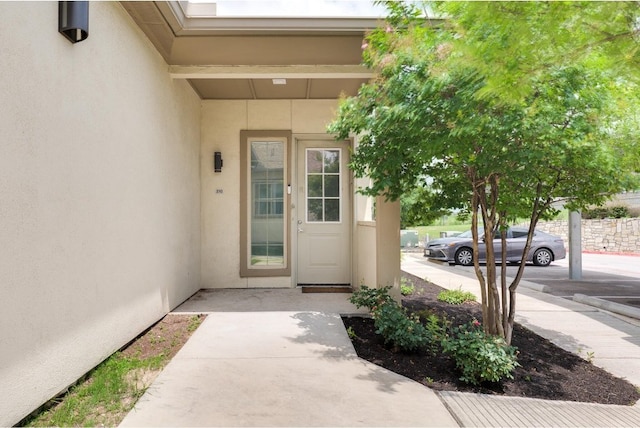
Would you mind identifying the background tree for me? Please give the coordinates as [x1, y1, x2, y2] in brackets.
[330, 1, 640, 344]
[440, 1, 640, 101]
[400, 184, 450, 228]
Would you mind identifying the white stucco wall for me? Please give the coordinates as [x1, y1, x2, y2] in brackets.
[200, 99, 341, 288]
[355, 222, 377, 288]
[0, 3, 201, 425]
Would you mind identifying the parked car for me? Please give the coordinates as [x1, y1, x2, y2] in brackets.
[423, 227, 566, 266]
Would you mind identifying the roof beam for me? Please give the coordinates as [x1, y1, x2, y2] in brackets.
[169, 64, 374, 79]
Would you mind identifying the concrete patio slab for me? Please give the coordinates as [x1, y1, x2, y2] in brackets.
[173, 288, 369, 315]
[120, 311, 458, 427]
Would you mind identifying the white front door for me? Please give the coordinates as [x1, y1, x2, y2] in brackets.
[296, 139, 351, 285]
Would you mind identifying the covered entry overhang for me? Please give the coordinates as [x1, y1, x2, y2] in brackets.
[122, 1, 400, 292]
[122, 1, 377, 100]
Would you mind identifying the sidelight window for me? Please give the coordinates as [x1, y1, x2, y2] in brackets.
[240, 131, 291, 277]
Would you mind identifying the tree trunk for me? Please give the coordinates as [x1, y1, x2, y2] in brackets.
[470, 191, 489, 328]
[474, 176, 504, 337]
[499, 217, 509, 340]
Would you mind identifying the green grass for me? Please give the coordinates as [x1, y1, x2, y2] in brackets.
[23, 314, 204, 427]
[412, 224, 469, 242]
[26, 353, 167, 426]
[188, 315, 203, 332]
[25, 353, 166, 427]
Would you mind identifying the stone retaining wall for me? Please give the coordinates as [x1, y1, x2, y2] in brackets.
[529, 218, 640, 254]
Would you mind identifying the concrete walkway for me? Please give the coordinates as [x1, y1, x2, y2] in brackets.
[120, 290, 458, 427]
[120, 259, 640, 427]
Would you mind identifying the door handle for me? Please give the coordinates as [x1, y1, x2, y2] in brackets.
[298, 227, 304, 233]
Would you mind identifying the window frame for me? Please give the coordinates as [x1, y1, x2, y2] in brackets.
[305, 148, 343, 224]
[239, 130, 292, 277]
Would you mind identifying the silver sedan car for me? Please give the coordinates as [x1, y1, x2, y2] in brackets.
[424, 227, 566, 266]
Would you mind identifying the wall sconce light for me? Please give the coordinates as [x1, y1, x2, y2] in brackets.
[214, 152, 223, 172]
[59, 1, 89, 44]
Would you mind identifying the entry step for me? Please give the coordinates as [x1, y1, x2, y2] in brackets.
[300, 285, 353, 294]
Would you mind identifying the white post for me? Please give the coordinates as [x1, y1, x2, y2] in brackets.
[376, 195, 401, 301]
[569, 210, 582, 280]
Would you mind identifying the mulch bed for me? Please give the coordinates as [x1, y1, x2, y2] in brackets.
[342, 272, 640, 405]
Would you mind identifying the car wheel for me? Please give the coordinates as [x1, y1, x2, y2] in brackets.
[455, 248, 474, 266]
[533, 248, 553, 266]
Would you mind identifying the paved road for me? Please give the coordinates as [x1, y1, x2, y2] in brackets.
[417, 252, 640, 309]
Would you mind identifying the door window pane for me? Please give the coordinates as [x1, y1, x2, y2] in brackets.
[307, 199, 323, 222]
[325, 199, 340, 222]
[250, 141, 285, 266]
[307, 175, 323, 197]
[324, 175, 339, 197]
[324, 150, 340, 173]
[307, 150, 323, 173]
[306, 148, 341, 223]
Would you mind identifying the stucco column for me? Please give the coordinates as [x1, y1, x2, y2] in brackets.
[375, 195, 401, 300]
[569, 210, 582, 280]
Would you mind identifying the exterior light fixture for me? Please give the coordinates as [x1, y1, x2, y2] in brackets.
[214, 152, 223, 172]
[272, 78, 287, 85]
[59, 1, 89, 44]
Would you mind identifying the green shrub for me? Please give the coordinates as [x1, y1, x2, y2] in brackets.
[351, 285, 439, 353]
[422, 312, 448, 352]
[582, 205, 630, 219]
[437, 288, 476, 305]
[373, 301, 432, 352]
[349, 285, 394, 311]
[413, 309, 449, 347]
[400, 278, 416, 296]
[610, 206, 630, 218]
[441, 320, 520, 385]
[400, 284, 415, 295]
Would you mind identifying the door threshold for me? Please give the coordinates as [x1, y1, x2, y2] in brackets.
[299, 285, 353, 293]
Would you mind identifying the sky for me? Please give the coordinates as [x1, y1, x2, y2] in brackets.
[190, 0, 389, 18]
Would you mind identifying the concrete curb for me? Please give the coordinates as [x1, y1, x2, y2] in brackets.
[573, 293, 640, 321]
[583, 250, 640, 257]
[518, 279, 550, 293]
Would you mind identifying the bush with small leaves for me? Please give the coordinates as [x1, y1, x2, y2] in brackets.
[437, 288, 476, 305]
[400, 282, 415, 296]
[400, 277, 416, 296]
[441, 319, 520, 385]
[349, 285, 394, 311]
[351, 286, 439, 353]
[582, 205, 630, 219]
[373, 301, 432, 352]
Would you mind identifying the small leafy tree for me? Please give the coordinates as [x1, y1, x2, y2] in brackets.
[401, 183, 449, 228]
[330, 1, 639, 344]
